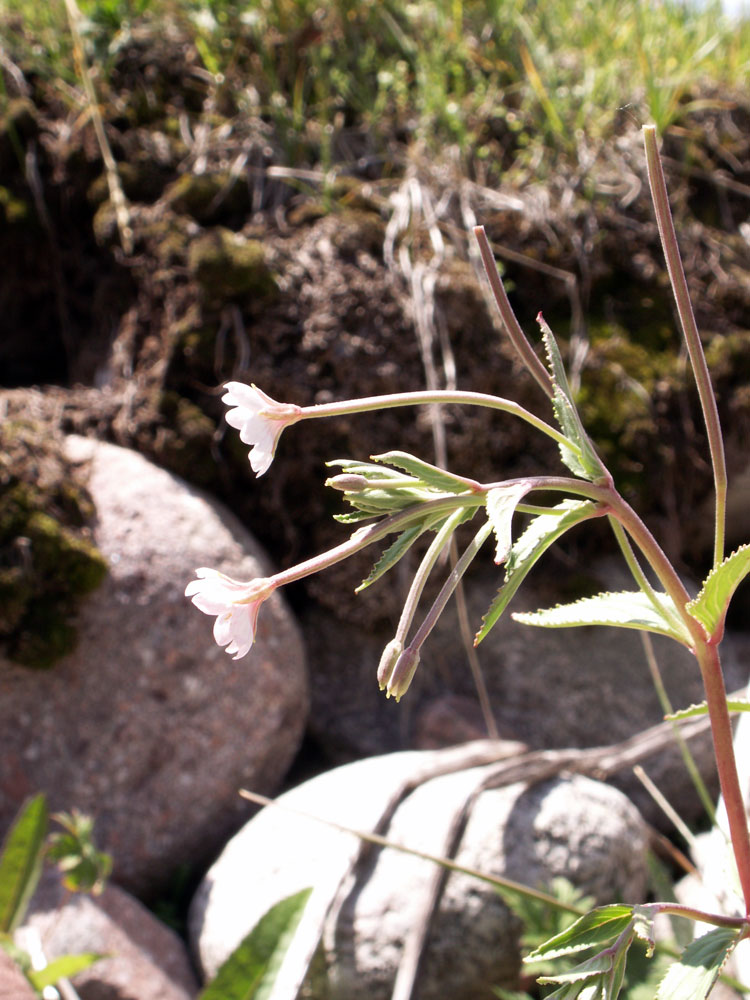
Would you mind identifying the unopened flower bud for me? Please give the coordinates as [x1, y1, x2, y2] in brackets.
[377, 638, 403, 690]
[385, 647, 421, 702]
[325, 474, 370, 492]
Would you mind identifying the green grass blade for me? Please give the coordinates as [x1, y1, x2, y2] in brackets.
[0, 794, 48, 933]
[198, 888, 313, 1000]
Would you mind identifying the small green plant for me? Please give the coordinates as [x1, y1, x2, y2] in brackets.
[197, 888, 312, 1000]
[0, 794, 108, 994]
[186, 125, 750, 997]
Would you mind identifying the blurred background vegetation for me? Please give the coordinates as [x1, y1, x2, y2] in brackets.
[3, 0, 749, 181]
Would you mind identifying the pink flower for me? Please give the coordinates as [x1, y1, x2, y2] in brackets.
[185, 568, 274, 659]
[222, 382, 302, 476]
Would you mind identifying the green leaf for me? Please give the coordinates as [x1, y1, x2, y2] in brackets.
[27, 953, 103, 990]
[355, 524, 426, 591]
[0, 794, 48, 933]
[631, 905, 656, 958]
[666, 699, 750, 721]
[333, 510, 378, 524]
[687, 544, 750, 640]
[512, 590, 691, 645]
[48, 810, 111, 895]
[539, 319, 607, 482]
[525, 905, 634, 962]
[198, 888, 312, 1000]
[475, 501, 598, 645]
[371, 451, 474, 493]
[537, 950, 615, 984]
[656, 927, 743, 1000]
[326, 459, 414, 483]
[486, 482, 533, 565]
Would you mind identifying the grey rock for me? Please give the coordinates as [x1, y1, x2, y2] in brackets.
[18, 870, 198, 1000]
[190, 748, 649, 999]
[303, 557, 745, 825]
[0, 437, 309, 893]
[0, 950, 36, 1000]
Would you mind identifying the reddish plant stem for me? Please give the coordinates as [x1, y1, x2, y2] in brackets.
[696, 641, 750, 915]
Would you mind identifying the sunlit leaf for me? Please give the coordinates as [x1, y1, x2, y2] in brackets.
[512, 590, 691, 645]
[372, 451, 475, 493]
[475, 500, 598, 645]
[486, 482, 533, 564]
[537, 950, 614, 985]
[356, 524, 426, 591]
[666, 699, 750, 721]
[655, 927, 743, 1000]
[539, 318, 607, 482]
[687, 544, 750, 641]
[27, 953, 102, 990]
[198, 888, 312, 1000]
[0, 794, 48, 933]
[525, 905, 634, 962]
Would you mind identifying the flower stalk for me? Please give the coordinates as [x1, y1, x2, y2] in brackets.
[643, 125, 727, 569]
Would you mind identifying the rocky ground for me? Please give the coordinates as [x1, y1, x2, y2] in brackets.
[4, 15, 750, 996]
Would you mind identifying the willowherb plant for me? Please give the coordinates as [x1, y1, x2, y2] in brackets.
[186, 126, 750, 998]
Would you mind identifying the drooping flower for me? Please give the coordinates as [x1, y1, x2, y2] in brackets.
[185, 568, 275, 659]
[222, 382, 302, 476]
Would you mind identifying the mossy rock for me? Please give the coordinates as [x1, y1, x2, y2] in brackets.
[164, 171, 251, 224]
[0, 416, 108, 669]
[576, 322, 686, 491]
[154, 391, 218, 487]
[330, 208, 386, 259]
[0, 98, 39, 172]
[187, 227, 277, 301]
[0, 185, 30, 225]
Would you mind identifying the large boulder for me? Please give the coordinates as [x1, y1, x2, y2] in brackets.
[302, 557, 745, 825]
[0, 436, 308, 893]
[17, 871, 198, 1000]
[190, 747, 649, 999]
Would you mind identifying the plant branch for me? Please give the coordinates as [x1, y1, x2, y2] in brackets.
[301, 389, 574, 453]
[695, 641, 750, 915]
[473, 226, 555, 399]
[643, 125, 726, 568]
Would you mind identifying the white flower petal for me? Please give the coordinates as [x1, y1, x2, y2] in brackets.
[221, 382, 301, 477]
[186, 569, 269, 660]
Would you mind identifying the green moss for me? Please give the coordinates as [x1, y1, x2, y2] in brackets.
[576, 321, 685, 493]
[0, 418, 108, 669]
[187, 227, 277, 301]
[164, 171, 250, 223]
[154, 391, 218, 487]
[0, 186, 30, 224]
